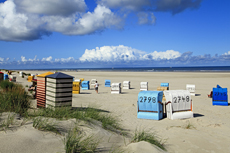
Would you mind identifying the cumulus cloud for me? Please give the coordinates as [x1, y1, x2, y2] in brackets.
[79, 45, 145, 62]
[1, 48, 230, 68]
[79, 45, 180, 62]
[0, 0, 122, 41]
[41, 56, 52, 62]
[42, 5, 123, 35]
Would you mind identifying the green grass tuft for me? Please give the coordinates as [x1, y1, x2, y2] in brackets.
[64, 126, 100, 153]
[184, 121, 196, 129]
[0, 81, 30, 115]
[33, 117, 61, 135]
[131, 129, 166, 151]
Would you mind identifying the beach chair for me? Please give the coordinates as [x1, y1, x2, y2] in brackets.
[105, 80, 111, 87]
[186, 84, 195, 96]
[73, 81, 80, 94]
[140, 82, 148, 91]
[19, 71, 24, 77]
[161, 83, 169, 90]
[137, 91, 163, 120]
[9, 75, 16, 82]
[212, 85, 228, 106]
[123, 81, 130, 89]
[90, 79, 97, 89]
[4, 74, 8, 80]
[81, 81, 90, 90]
[111, 83, 121, 94]
[27, 76, 34, 82]
[80, 78, 84, 82]
[157, 87, 168, 101]
[164, 90, 193, 120]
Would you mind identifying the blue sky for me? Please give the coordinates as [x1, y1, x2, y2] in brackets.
[0, 0, 230, 69]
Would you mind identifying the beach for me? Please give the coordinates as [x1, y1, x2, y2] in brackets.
[1, 71, 230, 153]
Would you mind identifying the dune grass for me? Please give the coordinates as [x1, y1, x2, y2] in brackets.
[0, 113, 15, 131]
[32, 116, 61, 135]
[0, 81, 30, 115]
[29, 106, 123, 133]
[131, 129, 166, 151]
[64, 126, 100, 153]
[184, 121, 196, 129]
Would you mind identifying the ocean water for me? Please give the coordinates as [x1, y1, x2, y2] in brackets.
[16, 66, 230, 72]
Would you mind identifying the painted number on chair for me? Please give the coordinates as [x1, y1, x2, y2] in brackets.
[140, 96, 156, 103]
[173, 96, 190, 103]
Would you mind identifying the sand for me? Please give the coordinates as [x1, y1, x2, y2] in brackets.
[1, 70, 230, 153]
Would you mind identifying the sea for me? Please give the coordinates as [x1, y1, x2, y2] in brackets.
[14, 66, 230, 72]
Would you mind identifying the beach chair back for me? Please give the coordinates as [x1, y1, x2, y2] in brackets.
[212, 85, 228, 106]
[164, 90, 193, 120]
[81, 81, 90, 90]
[186, 84, 195, 96]
[90, 79, 97, 88]
[140, 82, 148, 91]
[73, 82, 80, 94]
[137, 91, 163, 120]
[161, 83, 169, 90]
[111, 83, 121, 94]
[105, 80, 111, 87]
[4, 74, 8, 80]
[123, 81, 130, 89]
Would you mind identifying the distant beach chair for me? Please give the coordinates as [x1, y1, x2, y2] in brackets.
[160, 83, 169, 90]
[212, 85, 228, 106]
[140, 82, 148, 91]
[105, 80, 111, 87]
[81, 81, 90, 90]
[90, 79, 97, 89]
[123, 81, 130, 89]
[111, 83, 121, 94]
[186, 84, 196, 96]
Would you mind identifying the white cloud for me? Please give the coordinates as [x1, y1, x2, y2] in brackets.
[142, 50, 181, 60]
[223, 51, 230, 55]
[0, 0, 45, 41]
[97, 0, 150, 11]
[21, 55, 38, 62]
[42, 5, 123, 35]
[41, 56, 52, 62]
[0, 1, 123, 41]
[15, 0, 86, 16]
[55, 57, 76, 63]
[79, 45, 181, 62]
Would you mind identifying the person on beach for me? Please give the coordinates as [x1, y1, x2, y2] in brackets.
[94, 81, 99, 94]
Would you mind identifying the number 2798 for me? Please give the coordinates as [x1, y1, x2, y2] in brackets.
[139, 96, 156, 103]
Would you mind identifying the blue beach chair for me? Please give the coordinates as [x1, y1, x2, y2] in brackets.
[137, 91, 163, 120]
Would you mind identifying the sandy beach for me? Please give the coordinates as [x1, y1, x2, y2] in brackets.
[1, 70, 230, 153]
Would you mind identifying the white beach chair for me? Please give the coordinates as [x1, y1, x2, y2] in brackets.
[90, 79, 97, 88]
[111, 83, 121, 94]
[164, 90, 193, 120]
[186, 84, 195, 96]
[140, 82, 148, 91]
[123, 81, 130, 89]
